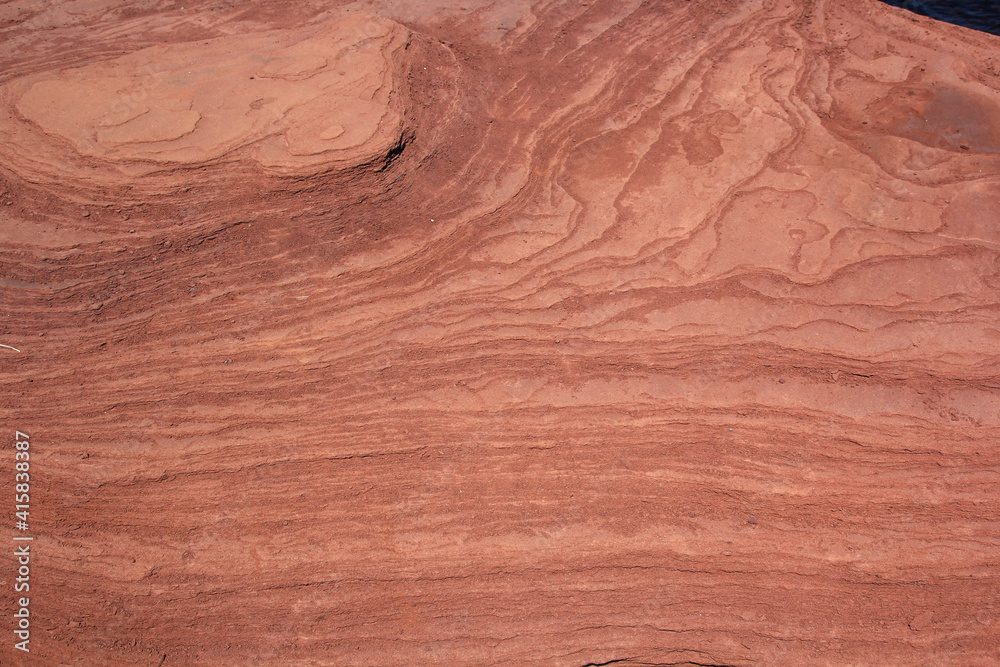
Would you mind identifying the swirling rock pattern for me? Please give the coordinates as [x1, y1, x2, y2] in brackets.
[1, 0, 999, 665]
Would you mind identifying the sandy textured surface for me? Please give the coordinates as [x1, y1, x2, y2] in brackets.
[1, 0, 999, 664]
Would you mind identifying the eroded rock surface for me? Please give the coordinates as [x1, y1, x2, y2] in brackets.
[1, 0, 998, 665]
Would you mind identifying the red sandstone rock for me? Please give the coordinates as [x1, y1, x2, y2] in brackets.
[1, 0, 999, 665]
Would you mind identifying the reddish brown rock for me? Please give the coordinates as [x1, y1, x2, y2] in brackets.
[1, 0, 999, 665]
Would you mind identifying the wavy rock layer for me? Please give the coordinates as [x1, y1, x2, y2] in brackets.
[1, 0, 999, 665]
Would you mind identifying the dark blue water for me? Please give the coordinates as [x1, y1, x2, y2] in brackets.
[879, 1, 1000, 36]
